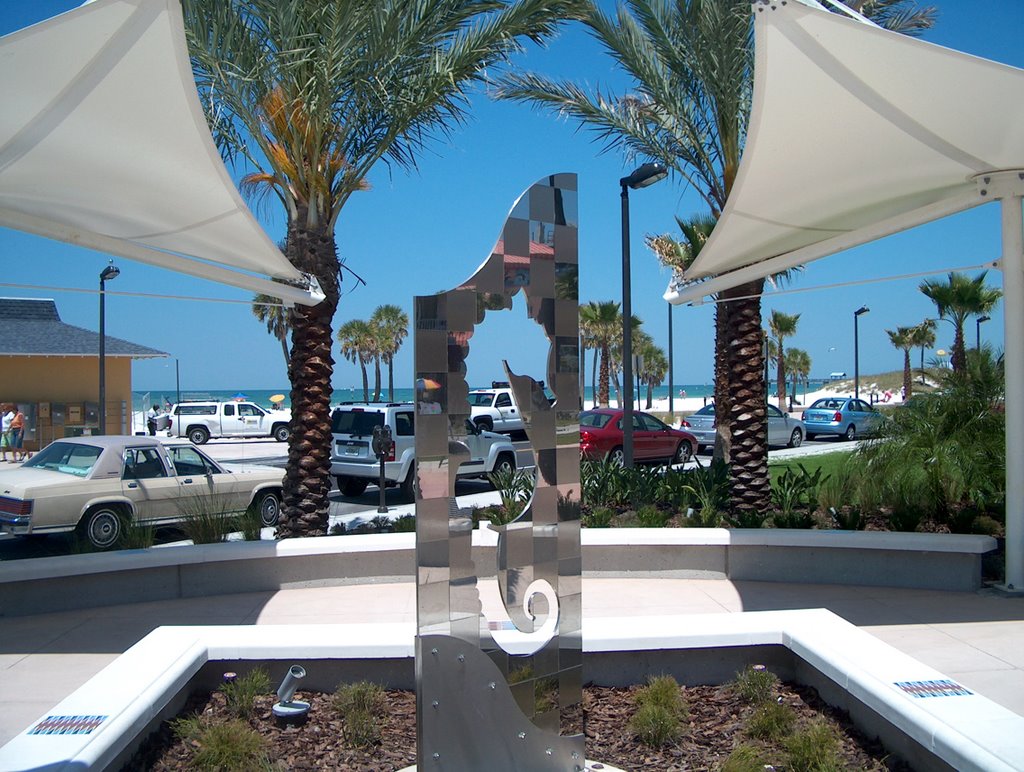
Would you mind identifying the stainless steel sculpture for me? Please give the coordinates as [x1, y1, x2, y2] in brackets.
[414, 173, 582, 770]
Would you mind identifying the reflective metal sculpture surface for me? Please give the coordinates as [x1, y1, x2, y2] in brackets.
[414, 174, 582, 770]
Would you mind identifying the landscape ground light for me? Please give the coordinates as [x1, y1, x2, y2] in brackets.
[620, 163, 667, 467]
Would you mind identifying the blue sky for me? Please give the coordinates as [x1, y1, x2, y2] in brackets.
[1, 1, 1020, 393]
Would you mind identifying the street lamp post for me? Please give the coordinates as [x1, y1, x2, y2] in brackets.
[977, 314, 991, 351]
[853, 306, 869, 400]
[175, 357, 181, 406]
[620, 162, 667, 467]
[98, 263, 120, 434]
[667, 302, 674, 419]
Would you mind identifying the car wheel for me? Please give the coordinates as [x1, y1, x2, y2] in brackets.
[187, 426, 210, 445]
[492, 452, 516, 481]
[844, 424, 856, 441]
[252, 490, 281, 527]
[399, 462, 417, 503]
[77, 505, 124, 550]
[475, 416, 493, 432]
[672, 441, 692, 465]
[788, 428, 803, 448]
[608, 447, 625, 466]
[337, 476, 369, 497]
[272, 424, 290, 443]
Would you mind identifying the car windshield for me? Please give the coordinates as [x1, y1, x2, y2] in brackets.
[693, 404, 715, 416]
[331, 409, 385, 436]
[22, 441, 102, 477]
[580, 411, 613, 429]
[809, 399, 847, 411]
[468, 392, 495, 407]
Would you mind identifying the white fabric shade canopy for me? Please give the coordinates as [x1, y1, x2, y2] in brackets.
[665, 0, 1024, 304]
[0, 0, 322, 306]
[664, 0, 1024, 592]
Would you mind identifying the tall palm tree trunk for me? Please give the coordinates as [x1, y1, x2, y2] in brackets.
[360, 363, 370, 402]
[902, 349, 913, 399]
[776, 344, 787, 412]
[373, 357, 382, 402]
[598, 346, 611, 407]
[714, 280, 770, 514]
[952, 325, 967, 372]
[591, 346, 599, 407]
[278, 334, 290, 369]
[386, 357, 395, 402]
[278, 216, 340, 538]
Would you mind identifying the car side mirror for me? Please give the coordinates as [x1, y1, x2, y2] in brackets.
[465, 419, 480, 435]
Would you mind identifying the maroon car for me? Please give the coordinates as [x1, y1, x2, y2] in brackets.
[579, 409, 698, 466]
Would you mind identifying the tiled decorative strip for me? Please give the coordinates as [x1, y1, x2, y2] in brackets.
[29, 715, 107, 735]
[894, 679, 973, 699]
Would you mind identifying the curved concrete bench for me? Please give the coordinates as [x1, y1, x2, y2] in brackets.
[0, 527, 996, 617]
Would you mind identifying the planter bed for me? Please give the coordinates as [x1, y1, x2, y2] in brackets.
[2, 609, 1022, 771]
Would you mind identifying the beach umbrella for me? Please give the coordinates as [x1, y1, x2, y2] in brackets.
[231, 392, 248, 401]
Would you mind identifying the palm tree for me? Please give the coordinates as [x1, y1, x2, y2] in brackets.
[768, 311, 800, 412]
[182, 0, 580, 536]
[910, 319, 937, 385]
[634, 336, 668, 409]
[579, 302, 599, 408]
[370, 305, 409, 402]
[886, 326, 916, 400]
[919, 272, 1002, 372]
[497, 0, 935, 515]
[252, 293, 292, 369]
[337, 319, 377, 402]
[581, 301, 622, 407]
[784, 347, 811, 407]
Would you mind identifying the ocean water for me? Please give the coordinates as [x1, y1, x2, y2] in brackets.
[133, 384, 732, 413]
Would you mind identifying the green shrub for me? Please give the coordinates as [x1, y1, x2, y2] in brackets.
[830, 506, 864, 531]
[732, 666, 779, 705]
[487, 466, 536, 524]
[628, 675, 687, 746]
[730, 510, 769, 529]
[171, 717, 271, 771]
[332, 681, 387, 747]
[236, 506, 265, 541]
[972, 514, 1003, 536]
[117, 517, 155, 550]
[392, 514, 417, 532]
[721, 744, 771, 772]
[369, 514, 393, 532]
[177, 495, 234, 544]
[785, 719, 843, 772]
[770, 464, 826, 523]
[629, 702, 682, 747]
[745, 701, 795, 741]
[582, 506, 615, 528]
[223, 668, 270, 719]
[329, 521, 347, 535]
[581, 458, 626, 508]
[620, 465, 664, 508]
[636, 504, 669, 528]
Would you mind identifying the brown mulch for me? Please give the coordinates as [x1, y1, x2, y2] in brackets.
[132, 680, 909, 771]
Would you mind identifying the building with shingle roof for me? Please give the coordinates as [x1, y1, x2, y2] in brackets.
[0, 298, 168, 446]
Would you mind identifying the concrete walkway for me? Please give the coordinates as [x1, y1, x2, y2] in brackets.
[2, 576, 1022, 748]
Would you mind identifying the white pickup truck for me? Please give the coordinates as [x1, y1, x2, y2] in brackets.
[168, 401, 291, 445]
[468, 381, 554, 434]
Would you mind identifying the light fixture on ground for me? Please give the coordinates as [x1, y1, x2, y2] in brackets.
[98, 262, 120, 434]
[272, 664, 310, 722]
[977, 314, 991, 350]
[853, 306, 869, 400]
[620, 162, 667, 467]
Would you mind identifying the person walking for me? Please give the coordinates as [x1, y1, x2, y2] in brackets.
[147, 404, 160, 436]
[1, 404, 13, 462]
[10, 406, 25, 462]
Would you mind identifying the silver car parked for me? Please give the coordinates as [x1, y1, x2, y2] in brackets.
[683, 403, 806, 453]
[801, 397, 883, 440]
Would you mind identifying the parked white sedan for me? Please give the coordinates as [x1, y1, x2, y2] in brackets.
[0, 436, 283, 549]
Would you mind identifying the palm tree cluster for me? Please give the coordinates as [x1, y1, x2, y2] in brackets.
[183, 0, 583, 536]
[337, 305, 410, 403]
[579, 301, 667, 410]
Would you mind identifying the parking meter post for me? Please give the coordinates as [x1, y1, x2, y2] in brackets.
[371, 424, 392, 515]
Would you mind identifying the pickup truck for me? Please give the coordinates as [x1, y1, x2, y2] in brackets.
[467, 381, 554, 434]
[168, 401, 291, 445]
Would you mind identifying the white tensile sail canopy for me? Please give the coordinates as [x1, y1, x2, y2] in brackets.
[0, 0, 322, 306]
[665, 0, 1024, 591]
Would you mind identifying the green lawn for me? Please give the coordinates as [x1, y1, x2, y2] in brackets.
[769, 451, 851, 485]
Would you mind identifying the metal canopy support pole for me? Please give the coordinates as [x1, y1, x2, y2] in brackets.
[668, 302, 674, 418]
[620, 182, 634, 467]
[998, 177, 1024, 591]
